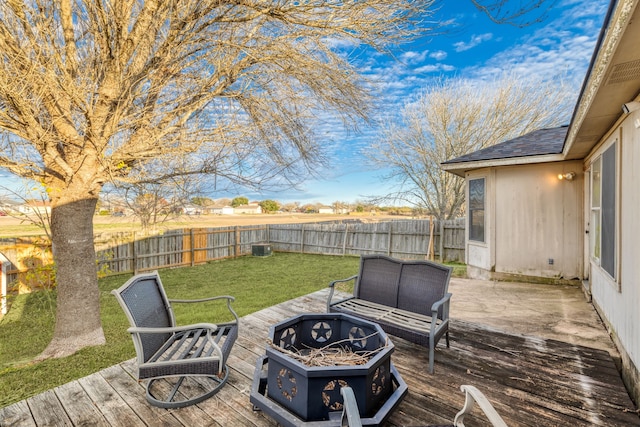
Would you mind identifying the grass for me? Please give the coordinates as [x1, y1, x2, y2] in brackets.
[0, 253, 466, 408]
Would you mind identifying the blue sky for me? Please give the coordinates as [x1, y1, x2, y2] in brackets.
[0, 1, 609, 206]
[240, 0, 609, 206]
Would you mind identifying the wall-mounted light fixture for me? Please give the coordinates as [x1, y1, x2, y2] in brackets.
[622, 101, 640, 114]
[557, 172, 576, 181]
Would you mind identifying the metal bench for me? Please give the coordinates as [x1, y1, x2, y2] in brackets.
[327, 255, 452, 373]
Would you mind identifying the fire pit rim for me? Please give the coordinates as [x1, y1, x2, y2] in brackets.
[266, 312, 394, 374]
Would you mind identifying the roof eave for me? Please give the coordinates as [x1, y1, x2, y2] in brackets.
[441, 154, 566, 177]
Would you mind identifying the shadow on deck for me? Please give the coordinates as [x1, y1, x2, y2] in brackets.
[1, 281, 639, 426]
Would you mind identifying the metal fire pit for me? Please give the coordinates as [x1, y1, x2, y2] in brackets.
[250, 313, 407, 426]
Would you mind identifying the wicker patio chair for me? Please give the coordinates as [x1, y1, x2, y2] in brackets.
[112, 271, 239, 409]
[340, 385, 507, 427]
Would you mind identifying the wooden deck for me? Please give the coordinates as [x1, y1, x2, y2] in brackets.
[1, 288, 639, 427]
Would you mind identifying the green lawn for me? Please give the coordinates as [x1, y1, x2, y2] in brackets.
[0, 253, 465, 408]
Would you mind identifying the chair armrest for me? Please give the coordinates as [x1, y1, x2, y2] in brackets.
[169, 295, 239, 326]
[169, 295, 235, 303]
[454, 385, 507, 427]
[327, 275, 358, 312]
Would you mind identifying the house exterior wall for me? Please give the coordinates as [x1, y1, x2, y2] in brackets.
[587, 114, 640, 406]
[494, 162, 583, 280]
[465, 162, 584, 282]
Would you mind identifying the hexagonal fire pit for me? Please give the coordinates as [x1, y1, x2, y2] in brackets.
[250, 313, 407, 426]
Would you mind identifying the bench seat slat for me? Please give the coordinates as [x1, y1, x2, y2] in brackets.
[332, 299, 442, 333]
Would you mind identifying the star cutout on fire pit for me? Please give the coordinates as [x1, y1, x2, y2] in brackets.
[322, 379, 349, 410]
[276, 368, 298, 402]
[279, 327, 297, 349]
[311, 321, 332, 343]
[349, 326, 368, 349]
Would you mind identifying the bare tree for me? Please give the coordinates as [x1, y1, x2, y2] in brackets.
[471, 0, 558, 27]
[367, 72, 577, 220]
[0, 0, 436, 359]
[109, 167, 206, 231]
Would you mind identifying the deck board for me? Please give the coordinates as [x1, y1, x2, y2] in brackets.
[1, 288, 638, 427]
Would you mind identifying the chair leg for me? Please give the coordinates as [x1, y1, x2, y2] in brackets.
[446, 330, 450, 348]
[146, 365, 230, 409]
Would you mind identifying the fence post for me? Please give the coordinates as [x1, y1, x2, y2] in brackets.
[300, 224, 305, 254]
[439, 220, 445, 262]
[342, 224, 349, 255]
[234, 226, 240, 257]
[190, 229, 195, 267]
[427, 216, 435, 261]
[0, 252, 9, 316]
[132, 231, 138, 275]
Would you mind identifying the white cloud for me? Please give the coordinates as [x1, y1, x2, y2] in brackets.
[429, 50, 448, 61]
[399, 50, 429, 64]
[453, 33, 493, 52]
[414, 63, 455, 74]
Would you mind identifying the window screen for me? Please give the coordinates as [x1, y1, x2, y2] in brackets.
[601, 142, 616, 278]
[468, 178, 485, 242]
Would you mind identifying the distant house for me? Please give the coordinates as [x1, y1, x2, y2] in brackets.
[234, 203, 262, 214]
[17, 200, 51, 215]
[441, 0, 640, 406]
[208, 205, 235, 215]
[0, 198, 19, 214]
[318, 206, 349, 214]
[182, 204, 202, 215]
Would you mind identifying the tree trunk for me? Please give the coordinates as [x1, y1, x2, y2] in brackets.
[37, 197, 105, 360]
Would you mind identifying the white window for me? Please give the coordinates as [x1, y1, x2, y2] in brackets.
[468, 178, 485, 242]
[590, 142, 617, 280]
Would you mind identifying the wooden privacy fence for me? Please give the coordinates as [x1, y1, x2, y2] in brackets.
[0, 218, 465, 291]
[268, 219, 465, 260]
[97, 218, 464, 275]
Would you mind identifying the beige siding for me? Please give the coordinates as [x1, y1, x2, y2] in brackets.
[465, 163, 583, 281]
[494, 162, 583, 279]
[588, 114, 640, 400]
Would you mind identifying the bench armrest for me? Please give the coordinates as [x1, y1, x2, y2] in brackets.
[431, 292, 452, 319]
[454, 385, 507, 427]
[327, 275, 358, 312]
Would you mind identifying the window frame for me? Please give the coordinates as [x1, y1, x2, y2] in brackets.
[589, 140, 618, 282]
[468, 177, 486, 243]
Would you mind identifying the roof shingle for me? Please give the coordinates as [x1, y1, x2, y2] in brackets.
[442, 126, 568, 164]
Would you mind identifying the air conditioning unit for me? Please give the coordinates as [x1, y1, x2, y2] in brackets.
[252, 244, 272, 257]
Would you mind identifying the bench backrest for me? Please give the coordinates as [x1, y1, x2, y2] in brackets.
[355, 255, 452, 317]
[112, 272, 175, 362]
